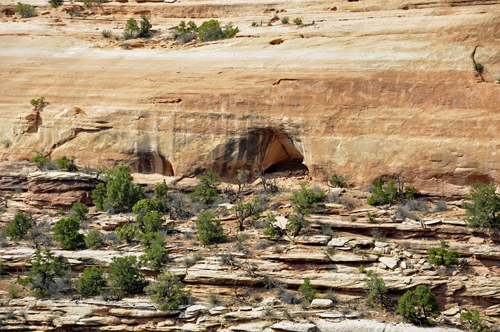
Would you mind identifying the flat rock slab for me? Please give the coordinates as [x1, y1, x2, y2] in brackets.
[379, 257, 399, 269]
[229, 321, 271, 331]
[270, 321, 317, 332]
[315, 319, 463, 332]
[310, 299, 333, 309]
[294, 235, 331, 245]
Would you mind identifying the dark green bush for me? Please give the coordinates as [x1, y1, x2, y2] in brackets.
[116, 223, 138, 243]
[72, 201, 89, 221]
[139, 234, 168, 273]
[85, 229, 105, 249]
[56, 156, 78, 172]
[136, 211, 164, 234]
[48, 0, 61, 8]
[281, 17, 289, 24]
[54, 216, 84, 250]
[3, 211, 32, 241]
[396, 285, 440, 325]
[293, 17, 302, 25]
[15, 3, 36, 18]
[426, 240, 460, 266]
[198, 20, 239, 42]
[195, 210, 226, 245]
[365, 270, 388, 307]
[139, 14, 152, 37]
[18, 249, 68, 298]
[76, 267, 107, 296]
[145, 271, 191, 311]
[330, 174, 347, 188]
[461, 309, 493, 332]
[124, 17, 140, 39]
[107, 256, 147, 297]
[463, 183, 500, 231]
[404, 186, 419, 199]
[92, 165, 146, 213]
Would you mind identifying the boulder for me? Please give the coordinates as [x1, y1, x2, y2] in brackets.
[310, 299, 333, 309]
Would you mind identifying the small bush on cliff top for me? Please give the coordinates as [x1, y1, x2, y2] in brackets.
[396, 285, 440, 325]
[367, 178, 397, 206]
[107, 256, 147, 297]
[426, 239, 460, 267]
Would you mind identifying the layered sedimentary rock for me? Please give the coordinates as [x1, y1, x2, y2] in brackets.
[1, 1, 500, 196]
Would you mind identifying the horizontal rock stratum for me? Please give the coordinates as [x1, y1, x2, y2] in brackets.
[1, 0, 500, 197]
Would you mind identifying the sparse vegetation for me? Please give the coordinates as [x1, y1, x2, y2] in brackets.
[364, 270, 389, 307]
[461, 309, 493, 332]
[124, 17, 140, 40]
[14, 2, 37, 18]
[195, 210, 226, 245]
[145, 271, 191, 311]
[198, 20, 239, 42]
[367, 178, 397, 206]
[293, 17, 303, 25]
[190, 171, 220, 205]
[330, 174, 347, 188]
[102, 29, 112, 38]
[48, 0, 61, 7]
[287, 182, 325, 237]
[281, 17, 289, 24]
[139, 14, 152, 37]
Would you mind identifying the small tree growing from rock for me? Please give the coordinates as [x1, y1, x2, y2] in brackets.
[287, 182, 325, 237]
[29, 149, 49, 171]
[364, 270, 389, 307]
[298, 277, 316, 302]
[426, 239, 460, 267]
[139, 234, 169, 273]
[190, 171, 220, 206]
[85, 229, 105, 249]
[71, 201, 89, 222]
[396, 285, 440, 325]
[18, 249, 68, 298]
[367, 178, 398, 206]
[56, 156, 78, 172]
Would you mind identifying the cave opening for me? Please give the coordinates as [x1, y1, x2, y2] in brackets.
[137, 154, 174, 176]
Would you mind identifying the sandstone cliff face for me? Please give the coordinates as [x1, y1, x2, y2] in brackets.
[1, 1, 500, 196]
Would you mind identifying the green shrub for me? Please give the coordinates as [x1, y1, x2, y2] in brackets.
[116, 223, 138, 243]
[330, 174, 347, 188]
[198, 20, 239, 42]
[405, 186, 418, 199]
[76, 267, 107, 296]
[15, 3, 37, 18]
[136, 211, 164, 234]
[107, 256, 147, 297]
[30, 149, 49, 170]
[298, 277, 316, 302]
[396, 285, 440, 325]
[231, 196, 263, 231]
[3, 211, 32, 240]
[293, 17, 302, 25]
[460, 309, 493, 332]
[18, 249, 67, 298]
[145, 271, 191, 311]
[281, 17, 289, 24]
[8, 286, 18, 298]
[102, 29, 112, 38]
[139, 14, 152, 37]
[365, 270, 388, 307]
[54, 216, 84, 250]
[475, 62, 484, 73]
[190, 171, 220, 205]
[463, 183, 500, 231]
[367, 178, 397, 206]
[56, 156, 78, 172]
[287, 182, 325, 237]
[251, 21, 257, 26]
[426, 240, 460, 266]
[72, 201, 89, 221]
[195, 210, 226, 245]
[30, 96, 45, 109]
[92, 165, 146, 213]
[85, 229, 105, 249]
[124, 17, 140, 39]
[139, 234, 168, 273]
[48, 0, 61, 7]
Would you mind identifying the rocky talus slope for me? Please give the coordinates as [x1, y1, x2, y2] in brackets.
[0, 169, 499, 331]
[0, 0, 500, 195]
